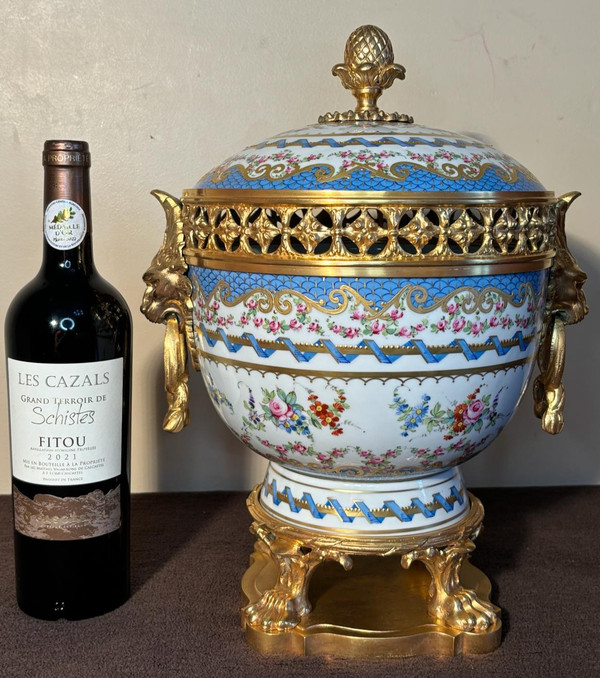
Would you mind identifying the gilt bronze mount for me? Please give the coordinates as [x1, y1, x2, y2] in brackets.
[241, 486, 500, 656]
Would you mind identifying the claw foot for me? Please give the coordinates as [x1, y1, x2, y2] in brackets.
[437, 588, 498, 632]
[244, 589, 306, 632]
[402, 538, 498, 633]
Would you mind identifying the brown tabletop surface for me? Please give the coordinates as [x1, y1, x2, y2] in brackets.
[0, 487, 599, 677]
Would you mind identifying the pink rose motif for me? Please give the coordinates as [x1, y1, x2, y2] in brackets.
[464, 399, 485, 424]
[441, 151, 452, 160]
[490, 316, 499, 327]
[437, 319, 447, 331]
[385, 450, 396, 458]
[359, 450, 370, 458]
[399, 326, 412, 337]
[210, 300, 220, 311]
[424, 154, 436, 163]
[331, 448, 344, 458]
[409, 152, 422, 160]
[285, 166, 294, 174]
[380, 150, 390, 158]
[471, 321, 483, 335]
[352, 309, 366, 320]
[340, 151, 350, 157]
[268, 320, 281, 333]
[371, 320, 386, 335]
[240, 314, 249, 325]
[261, 439, 271, 447]
[452, 317, 466, 332]
[345, 327, 360, 338]
[205, 311, 213, 323]
[307, 154, 318, 161]
[253, 317, 263, 327]
[522, 318, 529, 329]
[495, 301, 504, 311]
[390, 309, 404, 320]
[357, 152, 372, 160]
[502, 316, 510, 328]
[433, 446, 444, 456]
[447, 302, 458, 315]
[274, 153, 284, 160]
[308, 321, 320, 332]
[342, 159, 351, 168]
[296, 302, 307, 313]
[414, 322, 425, 332]
[289, 156, 300, 164]
[289, 318, 303, 330]
[317, 453, 330, 462]
[415, 449, 427, 456]
[217, 317, 226, 327]
[293, 443, 307, 454]
[368, 456, 383, 465]
[257, 156, 267, 164]
[275, 444, 287, 454]
[246, 298, 257, 309]
[376, 162, 388, 170]
[332, 324, 343, 334]
[268, 397, 293, 421]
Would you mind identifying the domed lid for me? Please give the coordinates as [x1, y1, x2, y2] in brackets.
[194, 25, 547, 198]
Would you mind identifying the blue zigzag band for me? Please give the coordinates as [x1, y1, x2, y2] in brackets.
[199, 325, 531, 364]
[265, 481, 464, 524]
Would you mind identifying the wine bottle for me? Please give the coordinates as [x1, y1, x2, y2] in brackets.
[5, 140, 131, 620]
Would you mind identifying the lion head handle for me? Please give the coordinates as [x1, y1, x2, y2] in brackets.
[141, 190, 192, 433]
[533, 192, 588, 434]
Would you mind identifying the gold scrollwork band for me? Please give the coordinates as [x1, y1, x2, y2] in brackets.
[208, 281, 535, 319]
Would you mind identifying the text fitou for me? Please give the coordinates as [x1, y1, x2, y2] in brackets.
[17, 371, 110, 388]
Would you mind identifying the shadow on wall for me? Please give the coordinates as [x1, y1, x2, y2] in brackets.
[149, 349, 264, 492]
[463, 235, 599, 487]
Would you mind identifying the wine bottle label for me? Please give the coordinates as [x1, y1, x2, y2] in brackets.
[43, 199, 87, 250]
[13, 485, 121, 540]
[8, 358, 123, 486]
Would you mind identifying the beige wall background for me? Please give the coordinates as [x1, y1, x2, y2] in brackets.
[1, 0, 598, 493]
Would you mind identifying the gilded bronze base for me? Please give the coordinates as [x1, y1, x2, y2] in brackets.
[241, 486, 501, 657]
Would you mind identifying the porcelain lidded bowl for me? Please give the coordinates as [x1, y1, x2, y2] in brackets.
[142, 25, 587, 537]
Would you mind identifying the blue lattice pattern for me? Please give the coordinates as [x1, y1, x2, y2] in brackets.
[189, 267, 547, 309]
[263, 480, 465, 524]
[197, 165, 544, 192]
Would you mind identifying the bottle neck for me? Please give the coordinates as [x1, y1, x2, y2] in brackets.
[41, 164, 95, 277]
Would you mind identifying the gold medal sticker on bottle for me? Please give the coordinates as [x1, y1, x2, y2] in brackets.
[44, 199, 87, 250]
